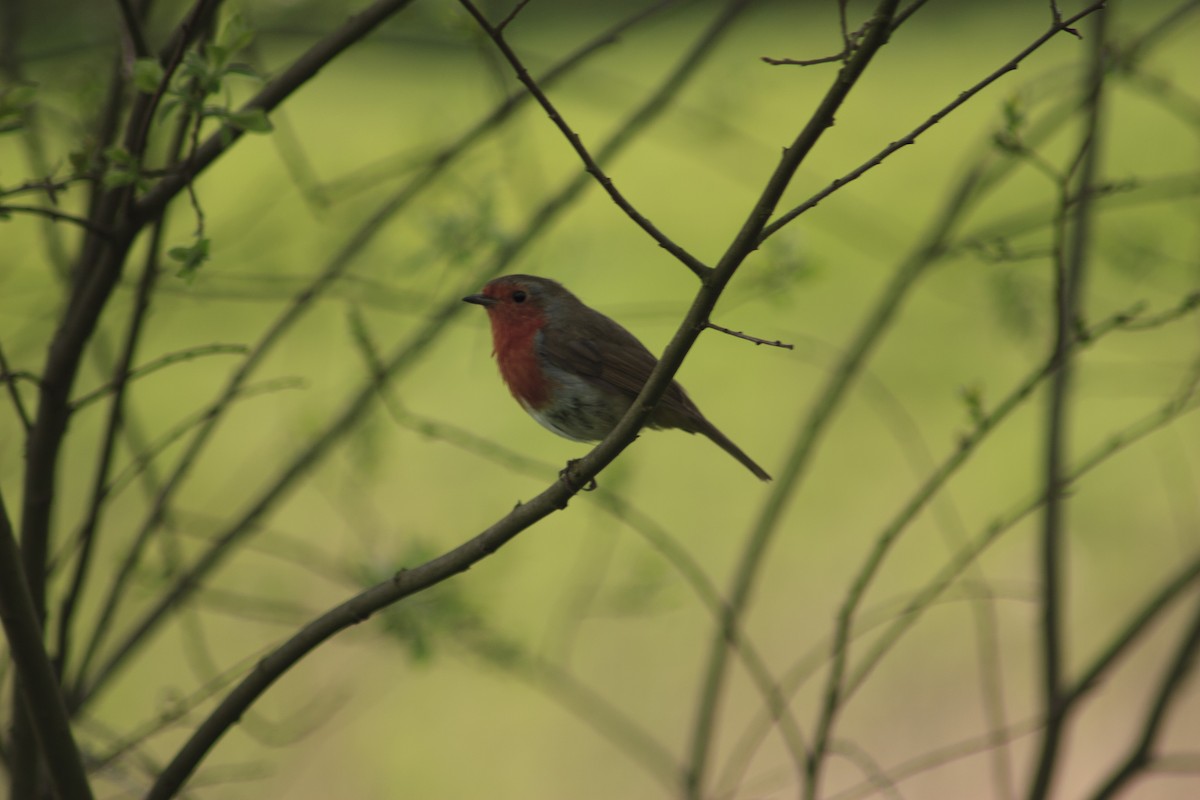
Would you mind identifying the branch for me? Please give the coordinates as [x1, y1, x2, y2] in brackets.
[456, 0, 712, 278]
[69, 344, 248, 411]
[704, 321, 794, 349]
[844, 365, 1200, 707]
[1029, 8, 1108, 798]
[0, 340, 32, 433]
[141, 478, 581, 800]
[133, 0, 422, 224]
[1089, 594, 1200, 799]
[0, 203, 113, 237]
[759, 0, 1108, 243]
[0, 491, 94, 800]
[55, 101, 202, 678]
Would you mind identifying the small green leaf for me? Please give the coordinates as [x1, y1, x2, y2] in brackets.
[132, 58, 165, 94]
[220, 14, 256, 55]
[1001, 95, 1024, 134]
[103, 144, 134, 166]
[181, 50, 208, 80]
[169, 236, 211, 277]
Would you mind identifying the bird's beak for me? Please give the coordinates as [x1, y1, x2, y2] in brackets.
[463, 293, 497, 307]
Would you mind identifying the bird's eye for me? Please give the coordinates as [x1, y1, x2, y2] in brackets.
[512, 290, 527, 303]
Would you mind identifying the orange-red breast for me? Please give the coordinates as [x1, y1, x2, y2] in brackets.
[464, 274, 771, 481]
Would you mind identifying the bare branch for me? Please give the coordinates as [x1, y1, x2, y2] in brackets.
[1029, 9, 1109, 797]
[0, 341, 32, 433]
[1089, 595, 1200, 799]
[456, 0, 713, 278]
[69, 344, 248, 411]
[704, 321, 794, 349]
[495, 0, 531, 32]
[0, 491, 93, 800]
[760, 0, 1108, 243]
[0, 203, 113, 237]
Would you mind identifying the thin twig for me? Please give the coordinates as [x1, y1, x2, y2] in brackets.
[495, 0, 531, 31]
[845, 372, 1200, 707]
[134, 0, 423, 224]
[759, 0, 1108, 243]
[54, 94, 201, 680]
[0, 341, 32, 433]
[1088, 595, 1200, 798]
[69, 344, 247, 411]
[456, 0, 712, 279]
[0, 204, 113, 237]
[762, 53, 845, 67]
[704, 321, 793, 349]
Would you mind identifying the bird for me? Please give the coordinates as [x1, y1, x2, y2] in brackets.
[463, 274, 771, 481]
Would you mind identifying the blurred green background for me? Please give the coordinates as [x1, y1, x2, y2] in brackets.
[2, 0, 1199, 798]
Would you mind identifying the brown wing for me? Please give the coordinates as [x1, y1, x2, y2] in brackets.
[539, 307, 704, 432]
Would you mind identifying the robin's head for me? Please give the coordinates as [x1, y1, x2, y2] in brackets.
[463, 274, 574, 327]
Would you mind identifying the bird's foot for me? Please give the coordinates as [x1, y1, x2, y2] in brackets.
[559, 459, 597, 492]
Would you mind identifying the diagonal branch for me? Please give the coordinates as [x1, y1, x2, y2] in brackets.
[759, 0, 1109, 244]
[456, 0, 712, 278]
[1088, 593, 1200, 800]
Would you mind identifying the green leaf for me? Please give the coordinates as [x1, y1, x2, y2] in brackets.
[219, 13, 256, 55]
[168, 236, 211, 277]
[132, 58, 165, 94]
[228, 107, 272, 134]
[1001, 95, 1024, 134]
[181, 50, 209, 80]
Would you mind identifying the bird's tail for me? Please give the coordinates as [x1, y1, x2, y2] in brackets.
[698, 421, 772, 482]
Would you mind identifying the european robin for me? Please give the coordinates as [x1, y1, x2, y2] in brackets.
[463, 274, 771, 481]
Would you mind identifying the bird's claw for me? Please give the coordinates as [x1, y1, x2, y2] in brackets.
[559, 459, 597, 492]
